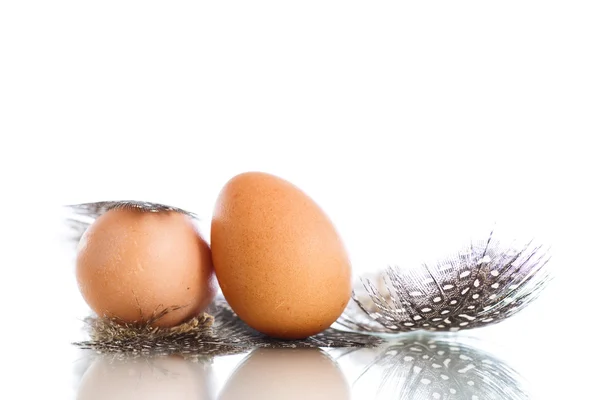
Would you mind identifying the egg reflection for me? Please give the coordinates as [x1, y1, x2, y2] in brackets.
[77, 355, 214, 400]
[219, 348, 350, 400]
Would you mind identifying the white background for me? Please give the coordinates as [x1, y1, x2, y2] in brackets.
[1, 1, 599, 399]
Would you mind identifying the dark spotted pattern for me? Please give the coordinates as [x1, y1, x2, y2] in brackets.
[337, 231, 552, 333]
[74, 297, 382, 357]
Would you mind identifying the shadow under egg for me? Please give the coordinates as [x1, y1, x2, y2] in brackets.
[219, 348, 350, 400]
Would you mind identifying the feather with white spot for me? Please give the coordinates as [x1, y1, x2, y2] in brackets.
[336, 230, 552, 334]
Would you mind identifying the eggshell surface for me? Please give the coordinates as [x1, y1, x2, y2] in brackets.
[211, 172, 352, 339]
[76, 208, 216, 327]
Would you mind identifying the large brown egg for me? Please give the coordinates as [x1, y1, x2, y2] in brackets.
[211, 172, 352, 339]
[76, 208, 216, 327]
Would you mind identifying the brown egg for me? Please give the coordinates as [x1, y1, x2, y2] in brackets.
[211, 172, 352, 339]
[76, 208, 216, 327]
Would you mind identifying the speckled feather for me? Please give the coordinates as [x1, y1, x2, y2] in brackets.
[336, 231, 552, 334]
[64, 201, 199, 245]
[66, 200, 198, 218]
[209, 297, 381, 349]
[74, 297, 382, 357]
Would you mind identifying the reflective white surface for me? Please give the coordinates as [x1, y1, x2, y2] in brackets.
[2, 2, 599, 398]
[2, 207, 598, 399]
[78, 355, 214, 400]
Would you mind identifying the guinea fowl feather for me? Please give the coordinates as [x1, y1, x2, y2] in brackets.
[336, 231, 552, 334]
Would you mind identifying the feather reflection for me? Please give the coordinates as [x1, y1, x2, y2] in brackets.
[350, 334, 529, 400]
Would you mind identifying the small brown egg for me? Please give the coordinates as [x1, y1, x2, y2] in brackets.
[211, 172, 352, 339]
[76, 208, 216, 328]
